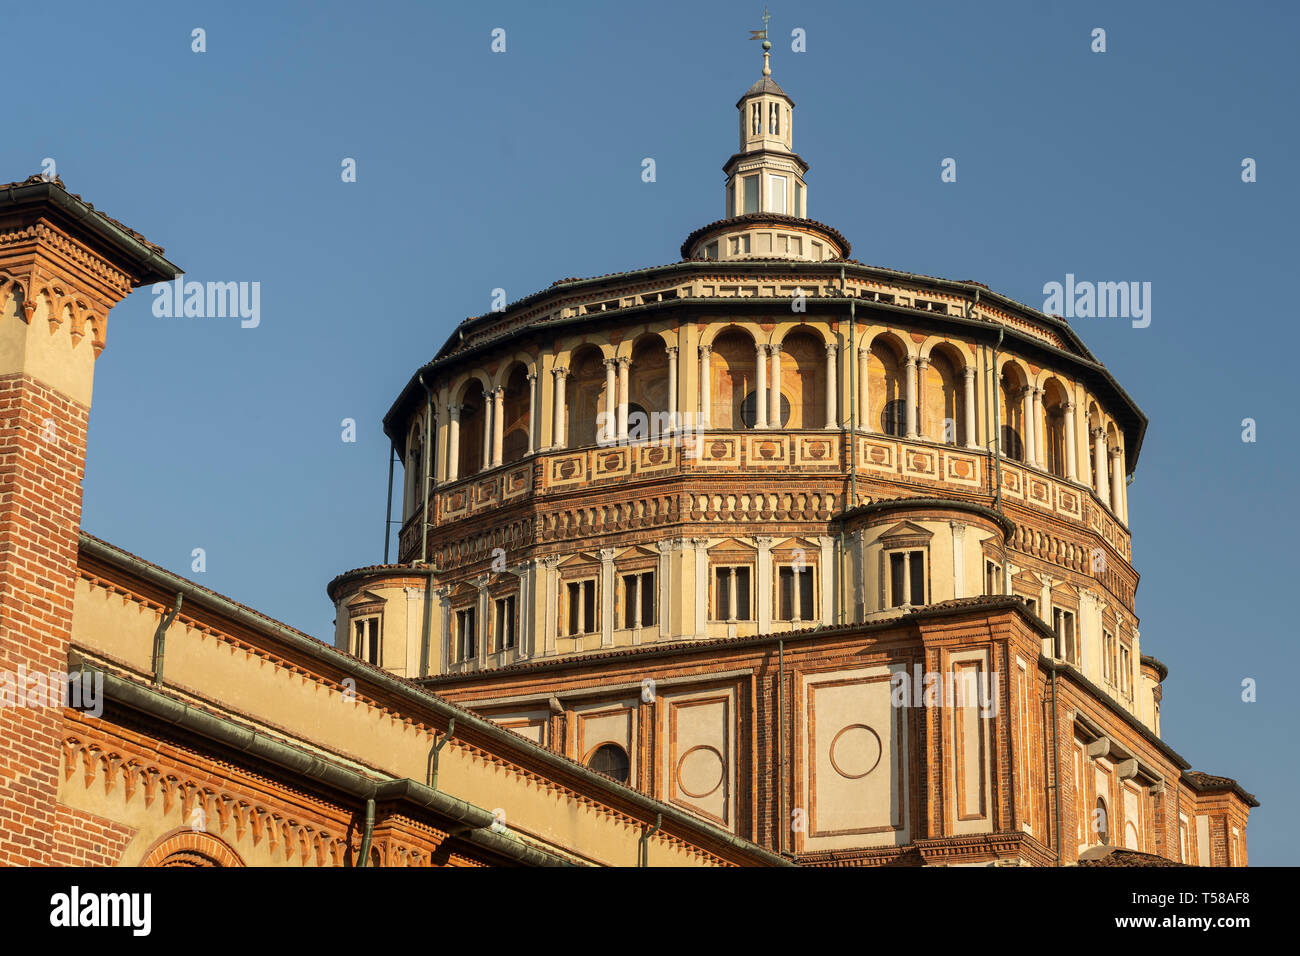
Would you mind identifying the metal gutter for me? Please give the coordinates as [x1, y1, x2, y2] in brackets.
[71, 655, 575, 867]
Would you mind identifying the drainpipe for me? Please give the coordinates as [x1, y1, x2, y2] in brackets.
[778, 637, 786, 855]
[638, 813, 662, 867]
[428, 717, 456, 790]
[418, 373, 434, 565]
[150, 593, 183, 686]
[1051, 667, 1062, 866]
[357, 797, 376, 867]
[842, 266, 856, 628]
[990, 322, 1008, 590]
[383, 447, 395, 564]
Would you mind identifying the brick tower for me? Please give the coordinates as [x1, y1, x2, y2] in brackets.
[0, 176, 178, 864]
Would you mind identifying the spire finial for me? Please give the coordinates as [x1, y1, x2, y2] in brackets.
[749, 7, 773, 76]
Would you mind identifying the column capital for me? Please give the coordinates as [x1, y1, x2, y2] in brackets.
[699, 344, 711, 358]
[1110, 446, 1124, 460]
[904, 353, 917, 367]
[755, 535, 773, 548]
[769, 342, 782, 355]
[665, 345, 678, 357]
[447, 403, 462, 419]
[825, 342, 838, 356]
[1063, 399, 1076, 412]
[603, 357, 618, 369]
[598, 547, 616, 561]
[963, 365, 976, 380]
[916, 354, 929, 369]
[948, 520, 967, 534]
[617, 356, 630, 369]
[526, 371, 537, 384]
[755, 343, 768, 356]
[552, 366, 568, 379]
[1020, 385, 1034, 398]
[1091, 425, 1106, 440]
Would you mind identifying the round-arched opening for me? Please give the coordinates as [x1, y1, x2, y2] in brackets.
[586, 743, 630, 784]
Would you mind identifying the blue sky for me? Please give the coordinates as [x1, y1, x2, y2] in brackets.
[6, 0, 1296, 863]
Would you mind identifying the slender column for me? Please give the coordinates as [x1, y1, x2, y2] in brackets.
[552, 367, 567, 448]
[1022, 386, 1036, 466]
[915, 356, 929, 439]
[1110, 447, 1125, 517]
[632, 574, 642, 629]
[904, 355, 918, 439]
[617, 356, 630, 442]
[1092, 427, 1107, 498]
[1030, 386, 1044, 467]
[858, 347, 870, 431]
[491, 387, 504, 467]
[525, 372, 537, 453]
[824, 343, 838, 428]
[481, 392, 493, 470]
[1063, 400, 1078, 481]
[666, 346, 678, 434]
[699, 345, 712, 428]
[768, 343, 782, 427]
[599, 548, 615, 647]
[963, 366, 977, 448]
[754, 344, 768, 428]
[603, 359, 617, 444]
[446, 405, 461, 482]
[1121, 465, 1130, 524]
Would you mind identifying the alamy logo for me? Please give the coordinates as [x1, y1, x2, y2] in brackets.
[0, 666, 102, 717]
[890, 665, 999, 717]
[1042, 274, 1151, 328]
[49, 886, 151, 936]
[151, 277, 261, 328]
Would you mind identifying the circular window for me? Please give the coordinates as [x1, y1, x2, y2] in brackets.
[586, 743, 630, 784]
[740, 391, 791, 428]
[881, 399, 906, 437]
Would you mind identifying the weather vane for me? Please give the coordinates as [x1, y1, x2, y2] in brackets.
[750, 7, 773, 75]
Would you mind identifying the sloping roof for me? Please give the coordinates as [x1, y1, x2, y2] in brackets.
[1076, 846, 1186, 867]
[1185, 771, 1259, 807]
[737, 75, 794, 106]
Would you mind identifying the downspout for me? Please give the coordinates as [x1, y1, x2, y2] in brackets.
[357, 797, 375, 867]
[778, 637, 786, 855]
[418, 373, 434, 565]
[638, 813, 662, 867]
[383, 447, 395, 564]
[990, 319, 1008, 591]
[428, 718, 456, 790]
[417, 373, 438, 677]
[842, 265, 856, 628]
[150, 593, 183, 686]
[1051, 666, 1062, 866]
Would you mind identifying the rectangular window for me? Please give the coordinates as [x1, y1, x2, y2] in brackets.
[769, 175, 787, 214]
[743, 174, 759, 214]
[494, 595, 516, 651]
[566, 580, 596, 635]
[1053, 608, 1077, 665]
[455, 607, 476, 661]
[713, 566, 752, 621]
[1103, 630, 1115, 685]
[727, 183, 736, 219]
[795, 181, 804, 217]
[777, 566, 815, 622]
[1119, 643, 1132, 698]
[888, 550, 927, 608]
[622, 571, 656, 628]
[352, 617, 380, 666]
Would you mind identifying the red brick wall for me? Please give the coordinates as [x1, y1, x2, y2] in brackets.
[51, 804, 135, 866]
[0, 373, 88, 865]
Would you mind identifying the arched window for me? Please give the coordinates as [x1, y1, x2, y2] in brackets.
[501, 365, 531, 464]
[586, 743, 630, 784]
[457, 382, 485, 478]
